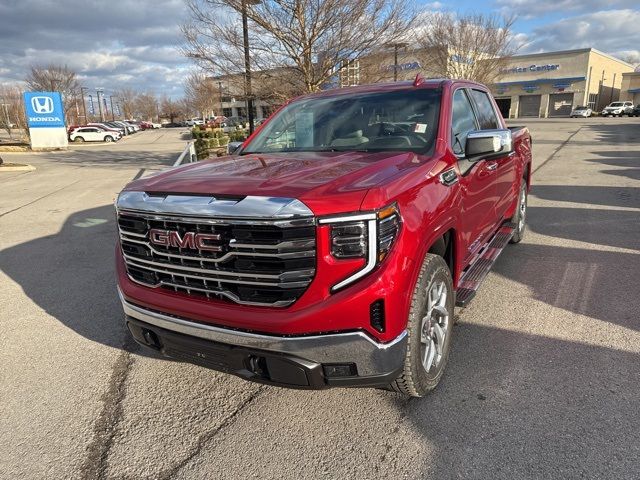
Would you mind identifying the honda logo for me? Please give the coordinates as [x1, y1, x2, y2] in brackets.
[149, 229, 222, 252]
[31, 96, 55, 114]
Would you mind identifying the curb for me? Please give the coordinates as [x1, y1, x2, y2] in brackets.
[0, 163, 36, 172]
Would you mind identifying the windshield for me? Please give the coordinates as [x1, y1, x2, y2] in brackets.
[575, 106, 587, 110]
[242, 88, 441, 154]
[609, 102, 623, 107]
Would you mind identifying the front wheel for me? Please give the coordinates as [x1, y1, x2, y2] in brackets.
[104, 135, 114, 143]
[392, 254, 454, 397]
[510, 180, 528, 243]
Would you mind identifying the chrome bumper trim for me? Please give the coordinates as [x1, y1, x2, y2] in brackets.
[118, 289, 407, 377]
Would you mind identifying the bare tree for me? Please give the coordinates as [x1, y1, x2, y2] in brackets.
[415, 12, 518, 84]
[184, 72, 219, 118]
[25, 64, 81, 123]
[160, 95, 187, 123]
[133, 92, 159, 121]
[115, 88, 138, 120]
[181, 0, 414, 97]
[0, 85, 28, 139]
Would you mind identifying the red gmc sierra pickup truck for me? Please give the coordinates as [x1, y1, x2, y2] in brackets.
[116, 78, 532, 397]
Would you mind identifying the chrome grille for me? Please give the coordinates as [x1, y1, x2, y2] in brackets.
[117, 211, 316, 307]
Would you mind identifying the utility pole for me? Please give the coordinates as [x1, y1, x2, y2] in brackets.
[610, 73, 616, 103]
[109, 95, 115, 121]
[597, 70, 605, 111]
[242, 0, 258, 134]
[96, 88, 105, 122]
[218, 81, 224, 117]
[391, 42, 407, 82]
[80, 87, 89, 122]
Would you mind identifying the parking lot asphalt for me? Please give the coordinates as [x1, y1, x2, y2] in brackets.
[1, 119, 639, 479]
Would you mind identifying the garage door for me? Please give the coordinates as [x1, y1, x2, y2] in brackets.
[495, 98, 512, 119]
[518, 95, 541, 117]
[549, 93, 574, 117]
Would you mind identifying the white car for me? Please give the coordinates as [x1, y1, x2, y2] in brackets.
[70, 127, 119, 143]
[570, 106, 592, 118]
[186, 118, 204, 126]
[602, 101, 633, 117]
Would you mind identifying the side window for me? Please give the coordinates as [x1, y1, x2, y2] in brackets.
[451, 89, 478, 156]
[470, 90, 500, 130]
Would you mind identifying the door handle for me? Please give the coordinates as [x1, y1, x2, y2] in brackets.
[485, 162, 498, 171]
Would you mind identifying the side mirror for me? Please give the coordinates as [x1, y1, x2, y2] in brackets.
[227, 141, 243, 155]
[465, 129, 513, 161]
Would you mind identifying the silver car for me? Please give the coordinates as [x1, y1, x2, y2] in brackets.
[570, 106, 592, 118]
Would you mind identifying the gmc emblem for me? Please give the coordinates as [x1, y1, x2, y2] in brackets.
[149, 228, 222, 252]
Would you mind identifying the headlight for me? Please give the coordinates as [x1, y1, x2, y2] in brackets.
[319, 204, 401, 292]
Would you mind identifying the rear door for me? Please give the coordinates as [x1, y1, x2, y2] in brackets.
[451, 88, 498, 262]
[469, 89, 517, 221]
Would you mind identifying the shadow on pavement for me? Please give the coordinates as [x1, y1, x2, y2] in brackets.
[526, 205, 640, 251]
[383, 323, 640, 478]
[0, 204, 156, 355]
[531, 184, 640, 209]
[47, 149, 178, 168]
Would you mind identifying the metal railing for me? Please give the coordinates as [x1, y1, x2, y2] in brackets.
[173, 141, 197, 167]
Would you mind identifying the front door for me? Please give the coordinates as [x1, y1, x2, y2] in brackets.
[450, 88, 499, 262]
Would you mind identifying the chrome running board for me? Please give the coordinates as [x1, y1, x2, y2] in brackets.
[455, 223, 515, 307]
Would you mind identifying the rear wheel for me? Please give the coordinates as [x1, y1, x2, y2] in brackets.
[391, 254, 454, 397]
[510, 180, 528, 244]
[74, 136, 84, 143]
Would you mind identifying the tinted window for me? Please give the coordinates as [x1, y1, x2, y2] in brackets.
[470, 90, 500, 129]
[451, 89, 477, 156]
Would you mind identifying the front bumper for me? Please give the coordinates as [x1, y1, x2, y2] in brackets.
[120, 290, 407, 389]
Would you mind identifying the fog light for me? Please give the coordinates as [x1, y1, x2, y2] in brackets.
[323, 363, 357, 377]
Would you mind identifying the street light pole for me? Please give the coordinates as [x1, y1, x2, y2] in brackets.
[80, 87, 89, 122]
[96, 88, 104, 122]
[109, 95, 115, 121]
[241, 0, 256, 134]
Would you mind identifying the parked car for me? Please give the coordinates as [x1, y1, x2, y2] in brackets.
[570, 106, 592, 118]
[122, 121, 140, 132]
[112, 121, 135, 134]
[601, 101, 634, 117]
[630, 105, 640, 117]
[102, 122, 127, 136]
[70, 127, 119, 143]
[115, 78, 532, 397]
[87, 122, 124, 137]
[186, 118, 205, 126]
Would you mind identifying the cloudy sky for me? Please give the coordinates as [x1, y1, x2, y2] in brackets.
[0, 0, 638, 99]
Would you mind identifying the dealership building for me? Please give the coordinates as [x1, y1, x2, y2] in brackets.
[490, 48, 634, 118]
[621, 71, 640, 105]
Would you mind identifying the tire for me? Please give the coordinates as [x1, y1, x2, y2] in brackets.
[391, 254, 454, 397]
[510, 180, 528, 244]
[74, 136, 84, 143]
[104, 135, 114, 143]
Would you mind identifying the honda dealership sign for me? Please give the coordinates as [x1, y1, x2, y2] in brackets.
[23, 91, 68, 148]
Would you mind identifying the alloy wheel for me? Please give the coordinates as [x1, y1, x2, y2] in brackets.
[420, 280, 449, 373]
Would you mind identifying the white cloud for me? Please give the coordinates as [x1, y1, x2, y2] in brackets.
[519, 9, 640, 65]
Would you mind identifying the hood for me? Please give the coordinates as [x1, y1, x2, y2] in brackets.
[125, 151, 432, 215]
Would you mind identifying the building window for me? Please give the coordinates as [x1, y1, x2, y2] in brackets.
[222, 108, 232, 117]
[340, 59, 360, 87]
[587, 93, 597, 109]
